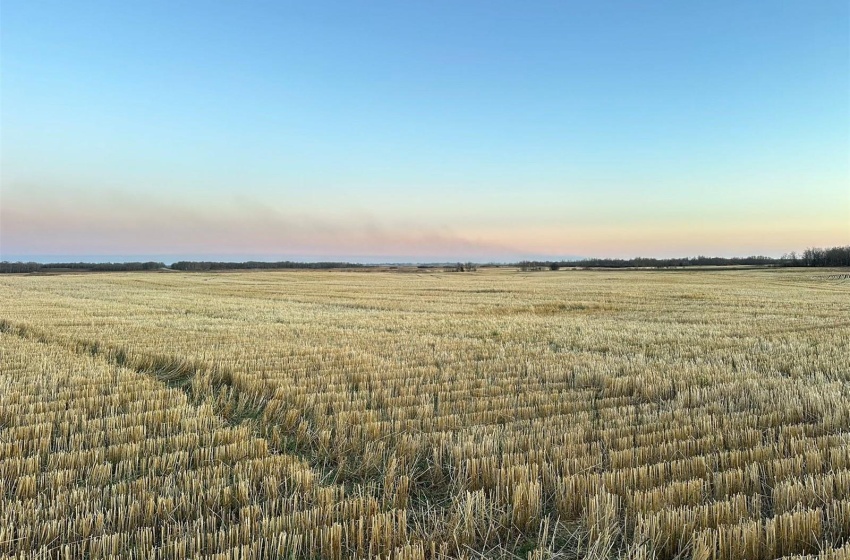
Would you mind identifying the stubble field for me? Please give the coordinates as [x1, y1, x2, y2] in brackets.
[1, 267, 849, 559]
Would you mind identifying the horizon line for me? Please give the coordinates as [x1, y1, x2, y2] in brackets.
[3, 249, 841, 267]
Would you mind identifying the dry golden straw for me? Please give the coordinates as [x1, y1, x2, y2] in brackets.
[1, 267, 848, 558]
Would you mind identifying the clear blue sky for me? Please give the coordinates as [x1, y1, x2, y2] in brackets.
[2, 1, 848, 262]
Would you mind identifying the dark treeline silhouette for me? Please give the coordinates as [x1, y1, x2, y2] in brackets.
[0, 261, 165, 273]
[518, 245, 850, 270]
[1, 246, 847, 273]
[795, 246, 850, 267]
[521, 255, 777, 270]
[447, 262, 478, 272]
[169, 261, 364, 271]
[0, 260, 362, 273]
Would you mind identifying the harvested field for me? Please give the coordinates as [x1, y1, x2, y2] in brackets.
[1, 267, 849, 559]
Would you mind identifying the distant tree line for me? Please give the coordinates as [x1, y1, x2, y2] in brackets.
[446, 262, 478, 272]
[0, 260, 363, 273]
[789, 246, 850, 267]
[2, 247, 847, 273]
[521, 255, 777, 270]
[0, 261, 165, 273]
[517, 245, 850, 270]
[168, 261, 365, 271]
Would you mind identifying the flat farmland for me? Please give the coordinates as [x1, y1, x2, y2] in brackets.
[1, 268, 849, 559]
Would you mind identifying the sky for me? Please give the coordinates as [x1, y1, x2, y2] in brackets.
[1, 1, 848, 263]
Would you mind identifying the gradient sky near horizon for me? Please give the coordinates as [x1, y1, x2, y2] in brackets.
[1, 1, 848, 262]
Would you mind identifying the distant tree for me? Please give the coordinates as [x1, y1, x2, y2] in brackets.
[169, 261, 363, 271]
[0, 261, 164, 273]
[802, 248, 828, 267]
[518, 261, 543, 272]
[825, 246, 850, 266]
[447, 262, 477, 272]
[0, 262, 41, 273]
